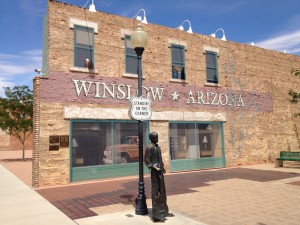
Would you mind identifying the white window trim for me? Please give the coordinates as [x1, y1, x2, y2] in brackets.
[122, 73, 145, 79]
[69, 67, 98, 74]
[120, 29, 133, 39]
[203, 46, 219, 55]
[204, 82, 221, 87]
[168, 38, 188, 49]
[169, 78, 188, 84]
[69, 18, 98, 33]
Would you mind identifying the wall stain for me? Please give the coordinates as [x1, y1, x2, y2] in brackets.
[222, 61, 262, 159]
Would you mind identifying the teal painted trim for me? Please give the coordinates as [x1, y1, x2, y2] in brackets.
[72, 163, 150, 182]
[171, 44, 185, 66]
[69, 120, 73, 182]
[168, 121, 225, 172]
[74, 25, 94, 68]
[125, 35, 138, 74]
[170, 158, 224, 172]
[125, 35, 137, 57]
[42, 14, 49, 75]
[169, 121, 222, 124]
[112, 122, 115, 165]
[70, 119, 150, 182]
[205, 50, 219, 83]
[221, 123, 226, 167]
[171, 44, 186, 80]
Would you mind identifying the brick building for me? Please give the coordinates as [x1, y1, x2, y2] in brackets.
[33, 0, 300, 187]
[0, 130, 32, 151]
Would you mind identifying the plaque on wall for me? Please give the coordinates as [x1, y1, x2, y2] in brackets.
[60, 135, 69, 147]
[49, 135, 60, 151]
[49, 135, 59, 144]
[49, 145, 60, 151]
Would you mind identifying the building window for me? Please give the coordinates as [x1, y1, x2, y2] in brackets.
[125, 35, 138, 74]
[171, 44, 185, 80]
[206, 51, 218, 83]
[74, 25, 94, 69]
[169, 122, 223, 159]
[72, 121, 148, 167]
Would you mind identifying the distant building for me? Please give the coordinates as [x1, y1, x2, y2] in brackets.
[32, 0, 300, 187]
[0, 130, 32, 153]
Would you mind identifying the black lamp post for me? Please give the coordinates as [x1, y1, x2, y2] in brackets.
[131, 22, 148, 215]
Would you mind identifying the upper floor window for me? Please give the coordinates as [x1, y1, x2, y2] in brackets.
[206, 51, 218, 83]
[171, 44, 185, 80]
[125, 35, 138, 74]
[74, 25, 94, 69]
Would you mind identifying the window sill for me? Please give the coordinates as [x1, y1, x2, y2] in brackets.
[122, 73, 145, 79]
[204, 82, 221, 87]
[69, 67, 98, 74]
[169, 78, 188, 84]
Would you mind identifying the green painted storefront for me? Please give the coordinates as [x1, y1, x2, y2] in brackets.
[70, 120, 225, 182]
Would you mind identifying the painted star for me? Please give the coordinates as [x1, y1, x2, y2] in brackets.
[171, 91, 179, 101]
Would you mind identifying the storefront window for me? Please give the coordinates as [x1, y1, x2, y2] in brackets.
[72, 121, 147, 167]
[113, 122, 146, 164]
[169, 123, 222, 160]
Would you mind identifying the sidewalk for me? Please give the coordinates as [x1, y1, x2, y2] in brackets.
[1, 161, 300, 225]
[0, 164, 76, 225]
[0, 163, 204, 225]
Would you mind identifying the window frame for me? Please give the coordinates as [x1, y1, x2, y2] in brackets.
[70, 119, 150, 182]
[124, 35, 138, 75]
[171, 44, 186, 80]
[205, 50, 219, 84]
[74, 25, 94, 69]
[70, 119, 149, 168]
[168, 121, 226, 172]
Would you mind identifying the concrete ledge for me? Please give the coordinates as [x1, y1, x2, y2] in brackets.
[64, 106, 226, 121]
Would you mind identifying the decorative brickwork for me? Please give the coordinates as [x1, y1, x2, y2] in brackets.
[32, 77, 42, 188]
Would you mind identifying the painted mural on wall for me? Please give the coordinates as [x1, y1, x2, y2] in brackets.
[40, 72, 272, 114]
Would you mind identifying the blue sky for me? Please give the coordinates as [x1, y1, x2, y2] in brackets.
[0, 0, 300, 96]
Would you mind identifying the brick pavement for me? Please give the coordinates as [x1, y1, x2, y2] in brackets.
[36, 166, 300, 224]
[1, 157, 300, 224]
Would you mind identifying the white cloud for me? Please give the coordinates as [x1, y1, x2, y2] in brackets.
[0, 62, 35, 76]
[0, 79, 15, 97]
[22, 49, 43, 56]
[256, 30, 300, 55]
[0, 49, 42, 96]
[0, 50, 42, 76]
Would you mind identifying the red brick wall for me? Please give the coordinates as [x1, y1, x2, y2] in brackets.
[0, 130, 32, 151]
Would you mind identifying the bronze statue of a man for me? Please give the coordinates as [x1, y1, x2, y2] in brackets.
[145, 132, 169, 222]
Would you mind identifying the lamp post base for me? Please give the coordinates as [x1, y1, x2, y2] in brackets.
[135, 182, 148, 215]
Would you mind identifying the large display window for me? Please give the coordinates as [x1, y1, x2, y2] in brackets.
[70, 120, 149, 182]
[169, 122, 225, 171]
[72, 120, 147, 168]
